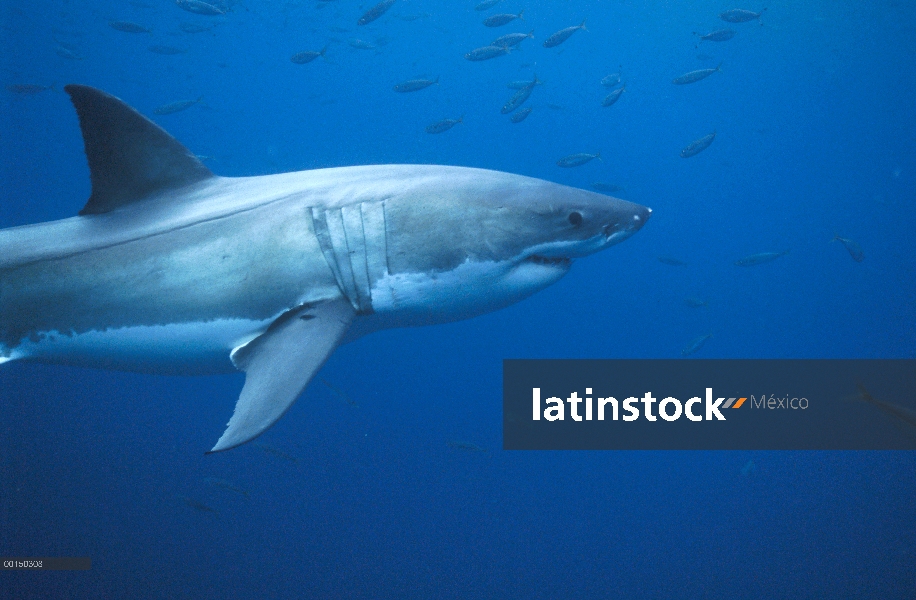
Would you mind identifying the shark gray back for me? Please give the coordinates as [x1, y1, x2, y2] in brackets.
[0, 85, 650, 452]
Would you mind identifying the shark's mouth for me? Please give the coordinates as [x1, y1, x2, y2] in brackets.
[526, 255, 572, 267]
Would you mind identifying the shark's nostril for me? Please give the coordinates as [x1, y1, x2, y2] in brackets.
[630, 209, 650, 231]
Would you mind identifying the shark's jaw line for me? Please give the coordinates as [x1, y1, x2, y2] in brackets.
[0, 84, 651, 452]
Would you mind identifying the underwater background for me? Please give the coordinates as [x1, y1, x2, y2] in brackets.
[1, 0, 915, 597]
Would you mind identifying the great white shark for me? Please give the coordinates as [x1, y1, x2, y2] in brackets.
[0, 85, 651, 452]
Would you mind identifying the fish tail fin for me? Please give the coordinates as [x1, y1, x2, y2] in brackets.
[435, 75, 440, 84]
[518, 10, 524, 20]
[716, 61, 723, 72]
[580, 18, 588, 31]
[320, 45, 328, 56]
[595, 152, 602, 161]
[527, 29, 534, 38]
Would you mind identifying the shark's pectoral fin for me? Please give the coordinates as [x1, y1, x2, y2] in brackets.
[208, 297, 355, 453]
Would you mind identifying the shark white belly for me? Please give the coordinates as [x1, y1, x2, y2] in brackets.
[6, 318, 273, 374]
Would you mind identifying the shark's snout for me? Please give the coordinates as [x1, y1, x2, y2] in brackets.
[634, 205, 652, 230]
[603, 204, 651, 244]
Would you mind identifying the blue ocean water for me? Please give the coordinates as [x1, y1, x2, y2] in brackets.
[1, 0, 914, 597]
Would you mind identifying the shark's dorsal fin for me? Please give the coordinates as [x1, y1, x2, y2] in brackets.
[64, 84, 214, 216]
[207, 297, 356, 453]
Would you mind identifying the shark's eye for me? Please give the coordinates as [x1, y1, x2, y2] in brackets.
[568, 211, 583, 226]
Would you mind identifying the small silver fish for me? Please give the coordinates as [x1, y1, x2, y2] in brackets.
[319, 377, 358, 406]
[720, 8, 766, 23]
[681, 333, 712, 357]
[556, 152, 600, 168]
[734, 250, 790, 266]
[483, 11, 524, 27]
[348, 38, 376, 50]
[501, 75, 540, 114]
[832, 234, 864, 262]
[672, 63, 722, 85]
[175, 0, 225, 15]
[474, 0, 501, 10]
[180, 496, 217, 513]
[680, 131, 716, 158]
[254, 443, 299, 463]
[507, 77, 543, 89]
[393, 77, 438, 92]
[154, 96, 203, 115]
[856, 383, 916, 432]
[426, 116, 463, 134]
[601, 84, 625, 107]
[694, 29, 737, 43]
[358, 0, 396, 26]
[509, 107, 532, 123]
[204, 477, 250, 498]
[447, 440, 489, 453]
[109, 21, 151, 33]
[464, 45, 510, 61]
[657, 256, 687, 266]
[600, 72, 621, 87]
[543, 19, 586, 48]
[492, 30, 534, 48]
[291, 46, 327, 64]
[684, 296, 709, 308]
[55, 46, 84, 60]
